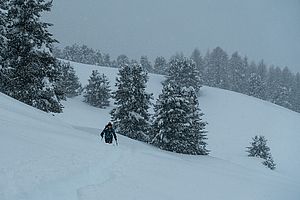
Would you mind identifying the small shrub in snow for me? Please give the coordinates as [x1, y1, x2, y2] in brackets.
[262, 155, 276, 170]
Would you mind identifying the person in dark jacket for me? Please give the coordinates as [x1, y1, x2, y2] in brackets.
[100, 122, 117, 144]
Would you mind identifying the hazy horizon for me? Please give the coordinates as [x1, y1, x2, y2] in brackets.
[45, 0, 300, 72]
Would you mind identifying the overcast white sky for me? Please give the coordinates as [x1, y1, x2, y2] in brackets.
[45, 0, 300, 72]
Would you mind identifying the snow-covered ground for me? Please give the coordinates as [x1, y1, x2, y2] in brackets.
[0, 61, 299, 200]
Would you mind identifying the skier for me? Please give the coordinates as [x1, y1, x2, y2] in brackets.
[100, 122, 117, 144]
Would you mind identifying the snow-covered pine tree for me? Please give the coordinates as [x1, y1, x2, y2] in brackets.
[265, 66, 291, 109]
[110, 64, 132, 136]
[151, 83, 208, 155]
[228, 52, 246, 93]
[116, 54, 130, 68]
[191, 48, 205, 85]
[185, 87, 209, 155]
[256, 60, 268, 100]
[247, 135, 270, 158]
[111, 62, 152, 142]
[80, 44, 95, 64]
[266, 66, 278, 103]
[291, 73, 300, 112]
[205, 47, 229, 89]
[201, 50, 211, 85]
[166, 56, 202, 94]
[278, 67, 293, 109]
[130, 62, 152, 140]
[95, 50, 104, 66]
[56, 61, 82, 98]
[271, 67, 284, 104]
[153, 56, 167, 75]
[103, 53, 111, 67]
[240, 56, 249, 94]
[110, 60, 118, 68]
[62, 44, 80, 62]
[140, 56, 153, 73]
[246, 135, 276, 170]
[0, 0, 7, 57]
[0, 0, 8, 91]
[84, 70, 111, 108]
[248, 72, 264, 99]
[59, 44, 105, 66]
[2, 0, 62, 113]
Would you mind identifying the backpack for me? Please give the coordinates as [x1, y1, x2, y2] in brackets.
[105, 128, 113, 140]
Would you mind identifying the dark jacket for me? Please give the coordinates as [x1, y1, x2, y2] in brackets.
[101, 126, 117, 142]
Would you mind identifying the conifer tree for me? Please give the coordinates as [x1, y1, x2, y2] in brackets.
[0, 0, 7, 59]
[151, 83, 208, 155]
[206, 47, 229, 89]
[266, 66, 279, 103]
[153, 56, 167, 75]
[191, 48, 205, 84]
[95, 50, 103, 66]
[291, 73, 300, 112]
[103, 53, 111, 67]
[111, 62, 152, 142]
[2, 0, 62, 112]
[246, 135, 276, 170]
[0, 1, 8, 91]
[266, 66, 292, 108]
[60, 44, 104, 65]
[279, 67, 293, 109]
[84, 70, 110, 108]
[202, 50, 211, 85]
[256, 60, 267, 100]
[248, 72, 264, 99]
[116, 54, 129, 68]
[140, 56, 153, 73]
[228, 52, 246, 93]
[185, 87, 209, 155]
[56, 61, 82, 98]
[166, 56, 201, 93]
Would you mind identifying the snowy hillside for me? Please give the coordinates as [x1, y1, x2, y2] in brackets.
[1, 61, 299, 200]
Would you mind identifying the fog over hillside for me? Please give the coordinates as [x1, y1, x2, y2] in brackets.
[44, 0, 300, 72]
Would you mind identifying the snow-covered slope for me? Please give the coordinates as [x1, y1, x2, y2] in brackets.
[0, 61, 299, 200]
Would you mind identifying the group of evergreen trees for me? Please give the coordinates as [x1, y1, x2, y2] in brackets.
[53, 44, 113, 67]
[0, 0, 82, 113]
[110, 57, 209, 155]
[81, 57, 208, 155]
[0, 2, 285, 161]
[53, 44, 167, 74]
[55, 43, 299, 114]
[190, 47, 300, 113]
